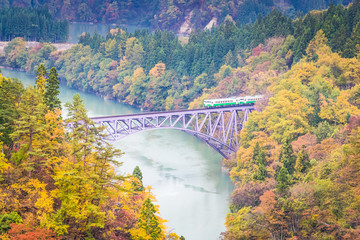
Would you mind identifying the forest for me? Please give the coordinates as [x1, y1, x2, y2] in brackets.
[194, 30, 360, 239]
[0, 65, 182, 239]
[0, 7, 68, 42]
[0, 0, 352, 31]
[0, 1, 360, 239]
[3, 1, 360, 111]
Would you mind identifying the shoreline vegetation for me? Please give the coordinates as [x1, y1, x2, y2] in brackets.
[1, 1, 360, 239]
[0, 41, 75, 55]
[2, 2, 360, 112]
[0, 65, 184, 239]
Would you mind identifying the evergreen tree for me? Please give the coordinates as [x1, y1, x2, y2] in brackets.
[64, 93, 98, 163]
[133, 165, 144, 191]
[295, 147, 311, 174]
[276, 166, 291, 193]
[44, 67, 61, 110]
[138, 198, 163, 239]
[256, 150, 266, 166]
[252, 142, 261, 163]
[253, 164, 268, 181]
[279, 137, 296, 174]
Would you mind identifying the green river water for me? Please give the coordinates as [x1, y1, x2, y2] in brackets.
[1, 22, 233, 239]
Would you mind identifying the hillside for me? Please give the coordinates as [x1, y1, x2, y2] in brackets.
[2, 1, 360, 112]
[0, 0, 353, 34]
[0, 1, 360, 239]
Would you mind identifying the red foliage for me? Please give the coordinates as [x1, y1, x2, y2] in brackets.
[308, 138, 340, 161]
[8, 223, 60, 240]
[254, 60, 271, 73]
[345, 115, 360, 135]
[292, 134, 317, 152]
[252, 45, 264, 56]
[232, 179, 275, 208]
[28, 44, 44, 55]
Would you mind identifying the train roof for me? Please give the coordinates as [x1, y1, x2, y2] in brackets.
[204, 95, 263, 101]
[204, 96, 237, 101]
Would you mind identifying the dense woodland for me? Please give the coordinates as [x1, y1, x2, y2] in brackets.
[0, 7, 68, 42]
[192, 30, 360, 239]
[1, 1, 360, 239]
[0, 0, 353, 31]
[3, 1, 360, 111]
[0, 66, 182, 239]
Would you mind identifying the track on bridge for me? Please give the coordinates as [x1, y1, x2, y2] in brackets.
[90, 105, 255, 158]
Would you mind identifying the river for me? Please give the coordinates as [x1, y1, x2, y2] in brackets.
[1, 67, 233, 239]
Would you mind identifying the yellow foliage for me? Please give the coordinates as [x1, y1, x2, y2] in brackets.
[319, 91, 360, 124]
[36, 75, 47, 95]
[149, 62, 166, 77]
[0, 141, 11, 180]
[133, 67, 146, 82]
[254, 90, 313, 142]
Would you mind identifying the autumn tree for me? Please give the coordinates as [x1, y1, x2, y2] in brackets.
[35, 64, 47, 95]
[49, 93, 124, 238]
[0, 75, 24, 154]
[10, 87, 46, 172]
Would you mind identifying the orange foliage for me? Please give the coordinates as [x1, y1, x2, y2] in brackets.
[8, 223, 60, 240]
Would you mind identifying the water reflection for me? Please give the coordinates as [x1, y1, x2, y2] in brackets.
[68, 22, 151, 43]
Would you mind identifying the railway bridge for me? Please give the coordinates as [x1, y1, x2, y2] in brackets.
[90, 106, 254, 158]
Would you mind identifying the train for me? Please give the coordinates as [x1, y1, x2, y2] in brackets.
[203, 95, 263, 108]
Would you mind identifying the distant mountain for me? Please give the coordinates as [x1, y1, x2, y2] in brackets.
[0, 0, 353, 34]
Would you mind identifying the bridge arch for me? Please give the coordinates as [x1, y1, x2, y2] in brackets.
[91, 106, 253, 158]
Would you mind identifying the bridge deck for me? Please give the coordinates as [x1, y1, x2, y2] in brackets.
[91, 105, 255, 121]
[88, 105, 254, 159]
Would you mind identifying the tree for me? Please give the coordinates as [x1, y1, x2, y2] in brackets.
[35, 64, 47, 95]
[8, 223, 60, 240]
[48, 93, 124, 237]
[0, 212, 22, 233]
[279, 137, 296, 174]
[4, 38, 27, 68]
[136, 198, 163, 240]
[10, 87, 46, 170]
[133, 166, 144, 191]
[44, 67, 61, 110]
[276, 167, 291, 193]
[64, 93, 96, 163]
[294, 147, 310, 174]
[305, 30, 328, 62]
[0, 76, 24, 153]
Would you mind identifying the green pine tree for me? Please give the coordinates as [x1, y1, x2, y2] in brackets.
[279, 137, 296, 174]
[44, 67, 61, 110]
[138, 198, 163, 239]
[276, 166, 291, 193]
[133, 165, 144, 191]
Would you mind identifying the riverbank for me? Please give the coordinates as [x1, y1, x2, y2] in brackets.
[0, 41, 75, 55]
[1, 67, 233, 239]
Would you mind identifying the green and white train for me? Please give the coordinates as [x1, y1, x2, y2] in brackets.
[204, 95, 263, 108]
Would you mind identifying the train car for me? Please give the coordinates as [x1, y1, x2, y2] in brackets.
[204, 95, 262, 108]
[204, 97, 237, 107]
[238, 95, 263, 104]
